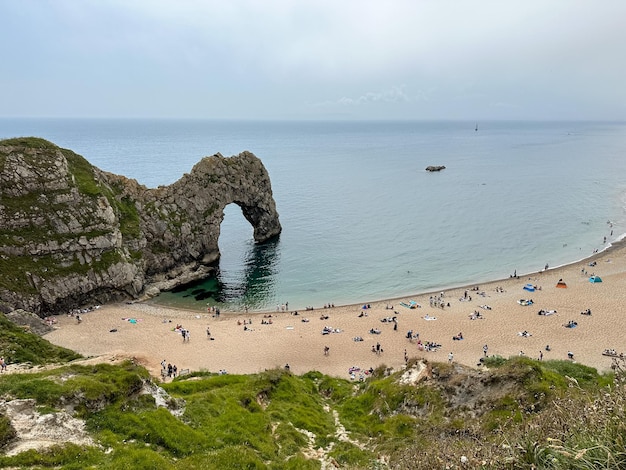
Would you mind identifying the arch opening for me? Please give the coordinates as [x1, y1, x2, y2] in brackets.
[215, 203, 280, 309]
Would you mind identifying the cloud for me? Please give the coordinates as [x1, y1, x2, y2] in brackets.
[339, 87, 410, 106]
[315, 86, 422, 108]
[2, 0, 626, 119]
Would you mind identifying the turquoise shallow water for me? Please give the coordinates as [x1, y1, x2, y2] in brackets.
[2, 119, 626, 311]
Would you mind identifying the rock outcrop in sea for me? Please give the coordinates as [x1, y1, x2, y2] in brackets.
[425, 165, 446, 172]
[0, 137, 281, 315]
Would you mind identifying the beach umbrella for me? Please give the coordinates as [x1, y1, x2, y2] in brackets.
[589, 276, 602, 283]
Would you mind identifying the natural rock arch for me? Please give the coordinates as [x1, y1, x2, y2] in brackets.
[132, 151, 282, 274]
[0, 139, 281, 314]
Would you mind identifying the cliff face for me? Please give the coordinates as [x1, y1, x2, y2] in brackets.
[0, 138, 281, 315]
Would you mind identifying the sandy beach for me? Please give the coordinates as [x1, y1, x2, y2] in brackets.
[44, 241, 626, 380]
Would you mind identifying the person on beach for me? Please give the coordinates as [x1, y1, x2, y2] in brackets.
[206, 326, 211, 339]
[483, 344, 488, 356]
[448, 352, 454, 363]
[324, 346, 330, 356]
[0, 357, 5, 373]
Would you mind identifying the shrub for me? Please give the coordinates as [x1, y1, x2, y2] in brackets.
[0, 413, 16, 449]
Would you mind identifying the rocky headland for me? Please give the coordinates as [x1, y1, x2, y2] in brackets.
[0, 137, 281, 315]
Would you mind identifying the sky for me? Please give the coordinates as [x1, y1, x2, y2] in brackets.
[1, 0, 625, 121]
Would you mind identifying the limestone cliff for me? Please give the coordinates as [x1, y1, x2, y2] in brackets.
[0, 137, 281, 315]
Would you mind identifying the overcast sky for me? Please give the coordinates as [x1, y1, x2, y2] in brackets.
[1, 0, 625, 120]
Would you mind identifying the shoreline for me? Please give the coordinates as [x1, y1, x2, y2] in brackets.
[44, 239, 626, 380]
[150, 236, 626, 316]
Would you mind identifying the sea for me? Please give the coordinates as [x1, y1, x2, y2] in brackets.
[1, 119, 626, 312]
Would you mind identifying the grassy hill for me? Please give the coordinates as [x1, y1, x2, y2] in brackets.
[0, 314, 81, 366]
[0, 320, 624, 469]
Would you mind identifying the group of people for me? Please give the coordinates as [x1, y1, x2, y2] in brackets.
[180, 327, 191, 341]
[468, 310, 484, 320]
[173, 324, 191, 341]
[429, 295, 450, 309]
[208, 306, 221, 317]
[162, 279, 599, 382]
[322, 326, 341, 334]
[161, 359, 178, 379]
[460, 290, 473, 302]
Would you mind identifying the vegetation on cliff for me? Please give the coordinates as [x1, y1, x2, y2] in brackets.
[0, 137, 282, 315]
[0, 314, 80, 366]
[0, 317, 624, 469]
[0, 138, 142, 312]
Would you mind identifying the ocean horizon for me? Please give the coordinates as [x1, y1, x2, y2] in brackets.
[2, 118, 625, 311]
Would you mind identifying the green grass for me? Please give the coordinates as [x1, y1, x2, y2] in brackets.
[0, 318, 625, 470]
[90, 406, 208, 457]
[62, 148, 102, 198]
[0, 137, 59, 150]
[0, 413, 16, 449]
[0, 314, 81, 365]
[0, 361, 147, 411]
[0, 443, 104, 469]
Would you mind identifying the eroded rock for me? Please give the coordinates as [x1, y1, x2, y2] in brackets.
[0, 138, 281, 315]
